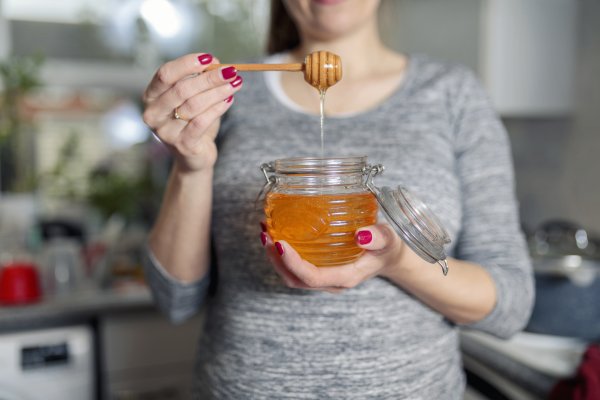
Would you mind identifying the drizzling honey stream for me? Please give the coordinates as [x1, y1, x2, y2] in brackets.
[207, 51, 341, 160]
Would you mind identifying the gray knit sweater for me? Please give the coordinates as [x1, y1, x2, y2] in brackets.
[144, 54, 534, 399]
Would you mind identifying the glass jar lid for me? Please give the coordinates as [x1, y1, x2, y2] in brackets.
[365, 165, 451, 275]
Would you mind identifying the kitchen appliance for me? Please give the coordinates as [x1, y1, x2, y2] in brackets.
[0, 325, 94, 400]
[0, 261, 42, 305]
[526, 220, 600, 341]
[38, 219, 86, 297]
[461, 329, 587, 400]
[40, 238, 84, 297]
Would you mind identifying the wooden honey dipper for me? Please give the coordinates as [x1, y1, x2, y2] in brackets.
[205, 50, 342, 91]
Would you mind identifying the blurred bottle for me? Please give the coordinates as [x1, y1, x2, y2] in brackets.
[40, 237, 83, 297]
[38, 219, 85, 297]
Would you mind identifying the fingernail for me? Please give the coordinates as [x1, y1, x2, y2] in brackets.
[260, 222, 267, 232]
[230, 76, 243, 88]
[275, 242, 284, 256]
[224, 95, 234, 103]
[221, 66, 237, 80]
[356, 230, 372, 245]
[260, 232, 267, 246]
[198, 53, 213, 65]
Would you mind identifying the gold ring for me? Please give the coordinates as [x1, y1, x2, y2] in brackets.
[173, 106, 186, 121]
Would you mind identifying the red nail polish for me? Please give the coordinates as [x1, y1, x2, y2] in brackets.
[260, 222, 267, 232]
[260, 232, 267, 246]
[356, 230, 372, 245]
[275, 242, 284, 256]
[198, 53, 212, 65]
[224, 95, 234, 103]
[221, 66, 237, 80]
[230, 76, 243, 88]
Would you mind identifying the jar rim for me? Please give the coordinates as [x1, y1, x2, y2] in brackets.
[272, 156, 367, 174]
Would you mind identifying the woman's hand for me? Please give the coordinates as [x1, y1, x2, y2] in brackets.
[260, 223, 424, 292]
[142, 53, 243, 173]
[261, 222, 498, 324]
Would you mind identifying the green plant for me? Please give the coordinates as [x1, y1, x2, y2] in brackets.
[37, 130, 88, 200]
[0, 55, 43, 143]
[0, 54, 44, 191]
[86, 162, 159, 224]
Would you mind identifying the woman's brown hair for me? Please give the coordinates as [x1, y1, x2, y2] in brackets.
[267, 0, 300, 54]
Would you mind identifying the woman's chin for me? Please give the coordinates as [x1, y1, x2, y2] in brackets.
[312, 0, 347, 5]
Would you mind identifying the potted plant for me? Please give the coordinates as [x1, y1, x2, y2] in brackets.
[0, 55, 43, 192]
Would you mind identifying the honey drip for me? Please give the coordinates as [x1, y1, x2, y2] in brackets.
[265, 192, 378, 267]
[319, 89, 325, 158]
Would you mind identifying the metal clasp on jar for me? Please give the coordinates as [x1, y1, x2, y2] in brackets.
[255, 163, 276, 210]
[363, 164, 384, 192]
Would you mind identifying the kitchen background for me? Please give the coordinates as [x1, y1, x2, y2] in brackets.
[0, 0, 598, 399]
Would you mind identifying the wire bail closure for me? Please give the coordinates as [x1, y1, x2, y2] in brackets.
[255, 163, 276, 210]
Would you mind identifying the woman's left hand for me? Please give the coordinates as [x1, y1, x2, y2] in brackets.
[261, 222, 498, 323]
[261, 223, 418, 292]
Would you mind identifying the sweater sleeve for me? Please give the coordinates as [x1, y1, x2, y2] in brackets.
[142, 102, 236, 324]
[450, 68, 535, 339]
[142, 244, 210, 324]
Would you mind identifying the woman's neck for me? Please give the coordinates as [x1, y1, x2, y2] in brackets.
[280, 16, 408, 116]
[291, 18, 390, 81]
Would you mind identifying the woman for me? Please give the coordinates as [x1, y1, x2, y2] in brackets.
[142, 0, 534, 398]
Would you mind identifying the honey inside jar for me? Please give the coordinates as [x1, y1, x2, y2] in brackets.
[265, 192, 378, 267]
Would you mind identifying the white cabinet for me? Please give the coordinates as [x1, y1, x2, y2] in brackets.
[381, 0, 578, 116]
[100, 311, 203, 400]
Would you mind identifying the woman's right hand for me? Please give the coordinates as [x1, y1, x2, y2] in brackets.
[142, 53, 243, 173]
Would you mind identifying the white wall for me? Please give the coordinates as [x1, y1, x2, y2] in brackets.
[507, 0, 600, 234]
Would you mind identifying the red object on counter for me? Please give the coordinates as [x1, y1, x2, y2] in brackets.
[550, 344, 600, 400]
[0, 261, 42, 305]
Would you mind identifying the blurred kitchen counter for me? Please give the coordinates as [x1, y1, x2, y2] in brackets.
[0, 284, 202, 399]
[0, 285, 154, 332]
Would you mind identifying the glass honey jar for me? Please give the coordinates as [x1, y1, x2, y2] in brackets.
[260, 157, 451, 274]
